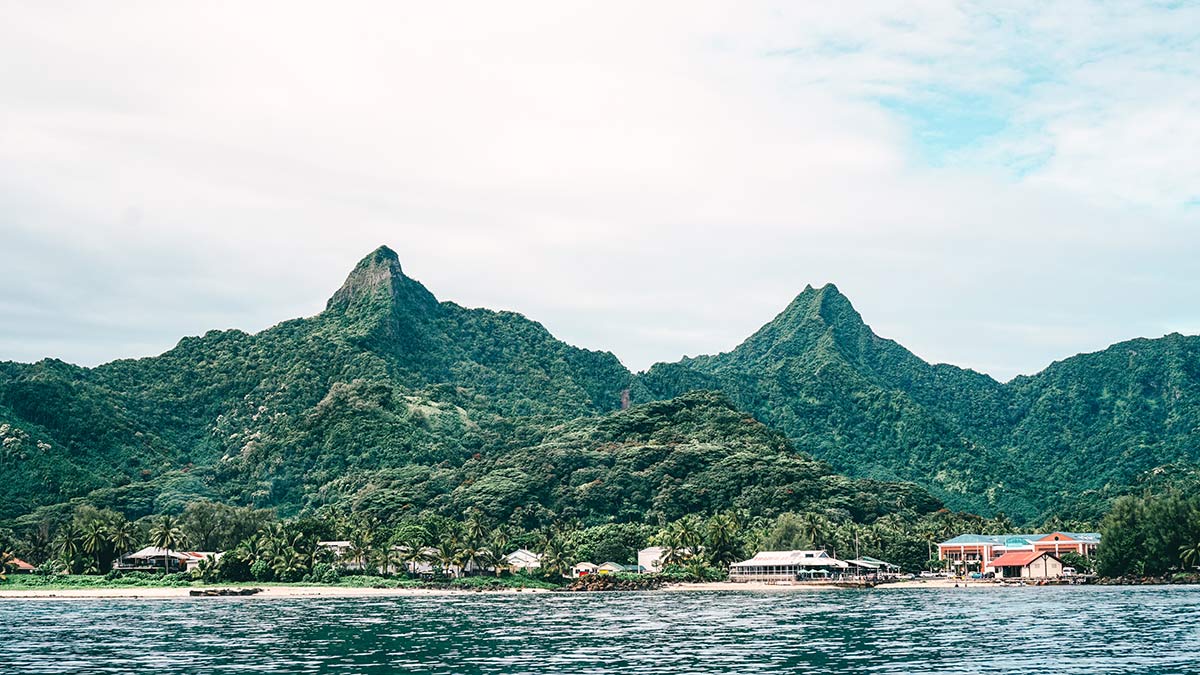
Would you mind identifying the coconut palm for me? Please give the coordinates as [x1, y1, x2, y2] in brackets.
[56, 524, 84, 573]
[82, 520, 109, 573]
[476, 547, 507, 577]
[465, 516, 487, 547]
[540, 540, 569, 578]
[435, 537, 460, 577]
[1180, 541, 1200, 569]
[108, 518, 137, 563]
[799, 513, 830, 551]
[149, 515, 186, 573]
[704, 513, 740, 569]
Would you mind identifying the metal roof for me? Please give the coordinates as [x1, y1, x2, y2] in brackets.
[731, 550, 849, 568]
[939, 532, 1100, 546]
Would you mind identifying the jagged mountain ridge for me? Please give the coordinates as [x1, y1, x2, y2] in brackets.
[634, 283, 1200, 519]
[2, 246, 1198, 524]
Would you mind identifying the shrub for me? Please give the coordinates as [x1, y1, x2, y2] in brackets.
[250, 559, 273, 582]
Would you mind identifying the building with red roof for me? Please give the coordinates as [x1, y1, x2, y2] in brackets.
[988, 550, 1064, 579]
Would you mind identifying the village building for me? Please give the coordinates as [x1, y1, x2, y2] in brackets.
[114, 547, 220, 573]
[505, 548, 542, 571]
[937, 532, 1099, 575]
[989, 550, 1065, 579]
[637, 546, 665, 573]
[846, 556, 901, 578]
[728, 550, 850, 582]
[8, 557, 35, 574]
[570, 562, 598, 578]
[597, 562, 625, 575]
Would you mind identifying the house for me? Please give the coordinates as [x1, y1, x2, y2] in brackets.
[570, 562, 599, 578]
[637, 546, 665, 573]
[597, 562, 626, 575]
[8, 557, 35, 574]
[846, 556, 900, 578]
[505, 548, 542, 571]
[989, 550, 1065, 579]
[937, 532, 1099, 575]
[114, 547, 220, 573]
[729, 550, 850, 582]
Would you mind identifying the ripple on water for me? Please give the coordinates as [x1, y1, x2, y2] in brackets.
[2, 587, 1199, 674]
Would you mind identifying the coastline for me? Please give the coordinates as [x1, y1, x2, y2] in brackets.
[0, 585, 555, 600]
[0, 578, 1018, 599]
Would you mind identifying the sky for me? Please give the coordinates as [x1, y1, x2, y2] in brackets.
[2, 1, 1199, 381]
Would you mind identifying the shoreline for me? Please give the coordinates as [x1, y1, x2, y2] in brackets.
[0, 585, 556, 600]
[0, 578, 1077, 599]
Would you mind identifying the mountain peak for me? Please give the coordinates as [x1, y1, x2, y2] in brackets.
[325, 245, 439, 324]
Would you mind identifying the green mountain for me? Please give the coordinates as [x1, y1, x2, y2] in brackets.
[634, 284, 1200, 520]
[3, 247, 1197, 527]
[0, 247, 630, 521]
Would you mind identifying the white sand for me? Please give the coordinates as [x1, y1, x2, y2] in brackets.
[0, 585, 552, 600]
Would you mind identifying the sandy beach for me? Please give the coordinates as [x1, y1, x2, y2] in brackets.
[0, 585, 554, 600]
[0, 578, 1015, 600]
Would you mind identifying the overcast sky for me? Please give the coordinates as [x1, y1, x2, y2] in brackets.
[2, 2, 1198, 380]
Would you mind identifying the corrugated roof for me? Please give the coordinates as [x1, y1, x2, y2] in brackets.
[990, 550, 1058, 567]
[731, 550, 849, 568]
[940, 532, 1100, 546]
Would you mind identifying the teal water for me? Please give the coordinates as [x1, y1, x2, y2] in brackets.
[2, 587, 1198, 674]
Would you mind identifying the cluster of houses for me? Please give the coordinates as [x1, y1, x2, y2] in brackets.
[936, 531, 1100, 579]
[4, 530, 1102, 583]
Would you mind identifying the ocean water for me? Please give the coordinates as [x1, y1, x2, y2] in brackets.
[2, 586, 1198, 674]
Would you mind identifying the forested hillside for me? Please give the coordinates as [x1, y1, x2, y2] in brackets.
[634, 284, 1200, 521]
[0, 247, 629, 521]
[3, 246, 1198, 528]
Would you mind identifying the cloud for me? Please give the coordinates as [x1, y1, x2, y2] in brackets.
[1, 1, 1198, 380]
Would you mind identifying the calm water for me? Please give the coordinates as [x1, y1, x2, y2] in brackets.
[2, 587, 1199, 674]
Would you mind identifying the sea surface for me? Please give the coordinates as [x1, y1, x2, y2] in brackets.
[2, 586, 1199, 674]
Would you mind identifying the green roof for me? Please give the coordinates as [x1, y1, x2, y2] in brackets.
[939, 532, 1101, 546]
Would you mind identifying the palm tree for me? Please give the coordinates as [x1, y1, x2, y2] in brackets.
[1180, 541, 1200, 569]
[0, 549, 15, 581]
[57, 524, 84, 574]
[435, 537, 460, 577]
[704, 513, 740, 569]
[491, 527, 511, 559]
[108, 519, 137, 565]
[149, 515, 186, 573]
[82, 520, 109, 573]
[540, 540, 568, 578]
[799, 513, 830, 551]
[465, 516, 487, 547]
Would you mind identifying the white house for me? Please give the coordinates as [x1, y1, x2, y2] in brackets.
[637, 546, 665, 573]
[728, 550, 850, 582]
[114, 547, 220, 573]
[505, 548, 542, 570]
[570, 562, 599, 578]
[597, 562, 626, 575]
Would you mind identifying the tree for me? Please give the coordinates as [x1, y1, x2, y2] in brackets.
[704, 513, 741, 569]
[540, 539, 569, 578]
[56, 524, 84, 574]
[108, 518, 137, 562]
[0, 549, 15, 581]
[1181, 541, 1200, 570]
[149, 515, 186, 573]
[82, 520, 109, 573]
